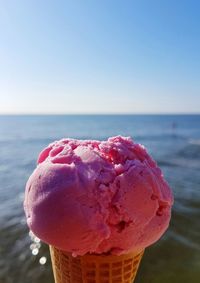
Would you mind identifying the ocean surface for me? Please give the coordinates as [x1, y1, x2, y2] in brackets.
[0, 114, 200, 283]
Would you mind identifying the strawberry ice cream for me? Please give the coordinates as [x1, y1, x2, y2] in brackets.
[24, 136, 173, 256]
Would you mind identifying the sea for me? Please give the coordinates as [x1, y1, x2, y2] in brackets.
[0, 114, 200, 283]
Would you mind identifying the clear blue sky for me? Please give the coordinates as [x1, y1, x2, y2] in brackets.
[0, 0, 200, 114]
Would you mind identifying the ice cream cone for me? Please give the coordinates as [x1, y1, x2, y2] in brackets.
[50, 245, 144, 283]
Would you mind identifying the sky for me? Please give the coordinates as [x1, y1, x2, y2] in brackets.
[0, 0, 200, 114]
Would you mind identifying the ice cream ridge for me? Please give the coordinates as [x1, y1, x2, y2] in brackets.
[24, 136, 173, 283]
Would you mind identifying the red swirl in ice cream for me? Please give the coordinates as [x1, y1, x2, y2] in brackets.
[24, 136, 173, 256]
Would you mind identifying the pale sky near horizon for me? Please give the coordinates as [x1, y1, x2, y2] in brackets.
[0, 0, 200, 114]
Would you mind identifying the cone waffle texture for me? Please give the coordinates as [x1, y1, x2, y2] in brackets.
[50, 246, 144, 283]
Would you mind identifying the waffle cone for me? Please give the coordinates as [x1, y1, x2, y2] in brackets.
[50, 246, 144, 283]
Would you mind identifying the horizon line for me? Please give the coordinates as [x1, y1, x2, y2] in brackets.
[0, 112, 200, 116]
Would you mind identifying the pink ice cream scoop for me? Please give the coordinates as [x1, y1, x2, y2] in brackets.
[24, 136, 173, 256]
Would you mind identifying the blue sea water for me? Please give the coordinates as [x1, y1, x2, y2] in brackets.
[0, 115, 200, 283]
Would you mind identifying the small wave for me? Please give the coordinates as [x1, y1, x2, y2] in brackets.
[189, 139, 200, 146]
[0, 137, 54, 145]
[177, 142, 200, 159]
[157, 160, 179, 168]
[170, 231, 200, 251]
[0, 136, 106, 145]
[158, 158, 200, 169]
[158, 138, 200, 168]
[135, 134, 187, 142]
[0, 133, 188, 145]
